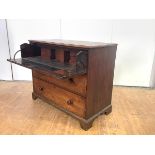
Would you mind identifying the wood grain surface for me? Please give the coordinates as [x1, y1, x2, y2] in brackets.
[41, 47, 51, 60]
[86, 46, 117, 118]
[29, 39, 117, 49]
[33, 77, 86, 117]
[32, 69, 87, 97]
[0, 81, 155, 134]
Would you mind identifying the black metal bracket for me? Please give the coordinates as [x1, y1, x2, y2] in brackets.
[13, 50, 21, 61]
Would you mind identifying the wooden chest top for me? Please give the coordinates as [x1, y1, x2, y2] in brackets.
[29, 39, 117, 49]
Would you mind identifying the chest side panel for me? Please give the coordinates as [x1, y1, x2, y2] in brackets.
[86, 46, 117, 118]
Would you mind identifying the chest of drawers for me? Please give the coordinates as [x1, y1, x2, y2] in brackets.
[8, 39, 117, 130]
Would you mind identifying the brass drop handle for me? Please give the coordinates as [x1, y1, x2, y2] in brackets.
[66, 99, 74, 105]
[38, 87, 44, 91]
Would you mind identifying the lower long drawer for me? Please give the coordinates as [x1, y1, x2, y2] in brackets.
[33, 77, 86, 117]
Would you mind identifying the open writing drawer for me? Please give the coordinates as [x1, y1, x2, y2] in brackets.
[7, 56, 87, 79]
[7, 42, 88, 79]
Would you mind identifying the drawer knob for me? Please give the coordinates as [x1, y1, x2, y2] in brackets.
[38, 87, 44, 91]
[66, 99, 73, 105]
[69, 78, 74, 83]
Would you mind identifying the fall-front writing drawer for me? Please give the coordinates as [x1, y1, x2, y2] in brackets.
[32, 69, 87, 97]
[33, 77, 86, 117]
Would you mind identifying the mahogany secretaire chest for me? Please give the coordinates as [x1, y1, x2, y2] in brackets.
[8, 39, 117, 130]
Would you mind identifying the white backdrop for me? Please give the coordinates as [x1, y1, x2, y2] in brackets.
[1, 19, 155, 87]
[7, 19, 61, 80]
[112, 20, 155, 86]
[61, 20, 155, 86]
[0, 19, 12, 80]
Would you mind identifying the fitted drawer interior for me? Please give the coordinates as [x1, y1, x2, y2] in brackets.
[32, 69, 87, 97]
[7, 43, 88, 79]
[33, 77, 86, 117]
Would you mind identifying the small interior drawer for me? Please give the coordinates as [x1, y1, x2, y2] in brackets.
[32, 69, 87, 97]
[33, 77, 86, 117]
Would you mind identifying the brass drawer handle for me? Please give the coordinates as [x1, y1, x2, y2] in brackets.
[66, 99, 74, 105]
[38, 87, 44, 91]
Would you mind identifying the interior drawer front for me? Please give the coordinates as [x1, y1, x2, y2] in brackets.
[32, 69, 87, 97]
[33, 78, 86, 117]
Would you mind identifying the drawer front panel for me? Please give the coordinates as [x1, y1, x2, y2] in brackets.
[33, 77, 86, 117]
[32, 69, 87, 97]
